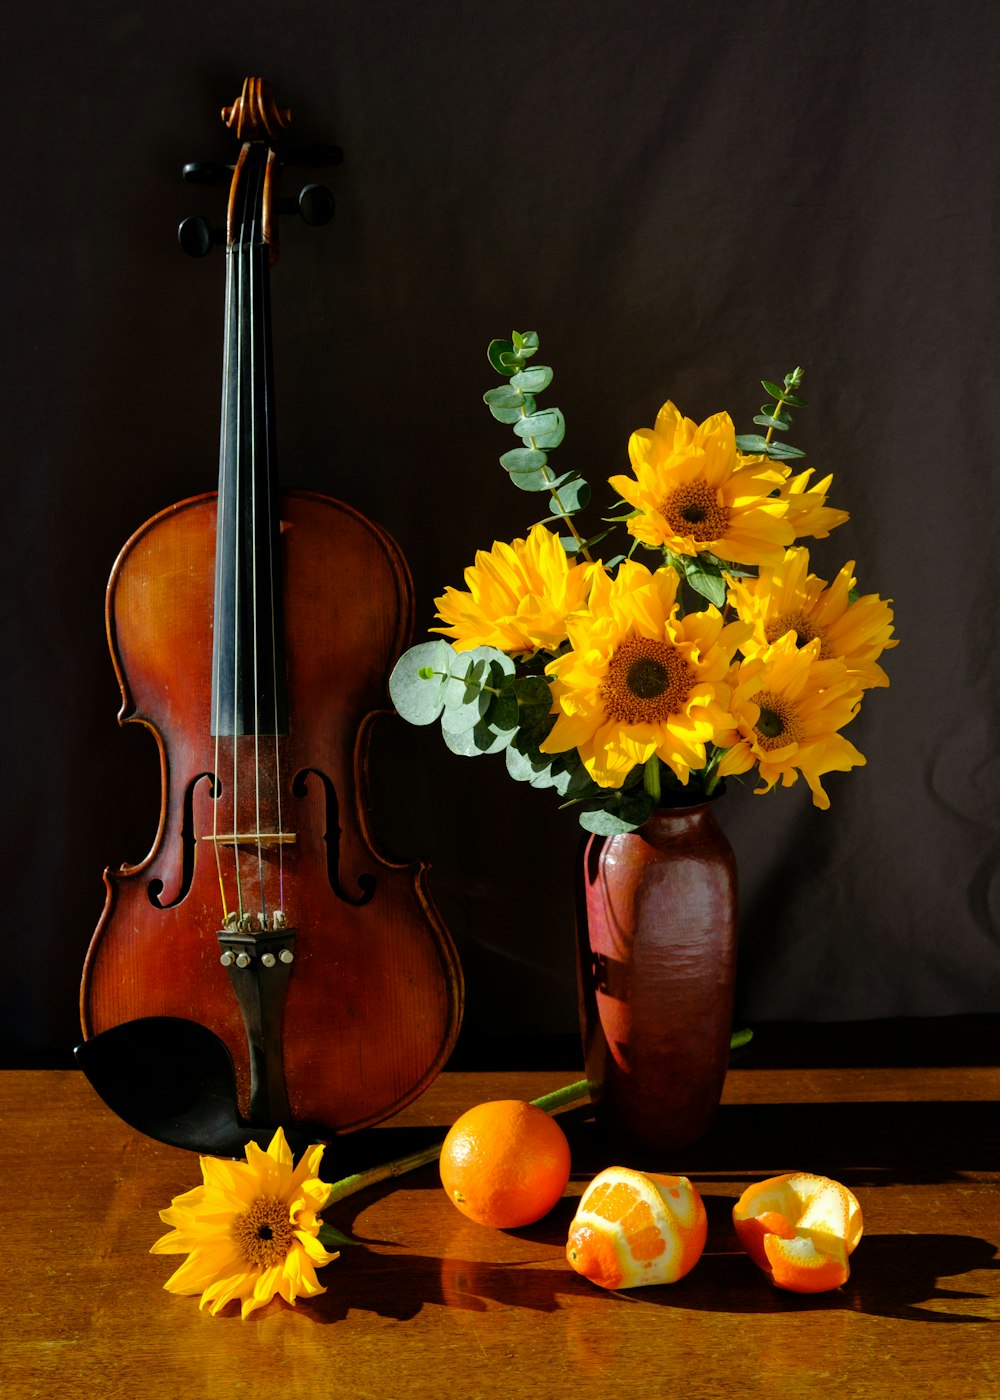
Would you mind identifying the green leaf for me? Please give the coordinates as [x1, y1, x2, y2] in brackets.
[761, 379, 806, 408]
[508, 466, 556, 492]
[499, 446, 547, 473]
[498, 350, 524, 373]
[512, 330, 539, 355]
[487, 687, 520, 732]
[735, 433, 805, 461]
[761, 440, 806, 461]
[442, 714, 515, 756]
[484, 386, 536, 424]
[735, 433, 771, 453]
[388, 640, 455, 725]
[488, 339, 515, 375]
[317, 1223, 362, 1249]
[513, 407, 565, 449]
[548, 476, 590, 516]
[511, 365, 553, 394]
[440, 646, 513, 729]
[682, 558, 727, 608]
[577, 807, 644, 835]
[577, 787, 655, 834]
[506, 744, 551, 786]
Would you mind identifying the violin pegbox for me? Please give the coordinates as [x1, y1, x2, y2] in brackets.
[178, 77, 340, 257]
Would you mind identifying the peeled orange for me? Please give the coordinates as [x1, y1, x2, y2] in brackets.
[566, 1166, 707, 1289]
[732, 1171, 863, 1293]
[439, 1098, 572, 1229]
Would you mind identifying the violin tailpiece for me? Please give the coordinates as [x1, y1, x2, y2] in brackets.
[217, 926, 298, 1125]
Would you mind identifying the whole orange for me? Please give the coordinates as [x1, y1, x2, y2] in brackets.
[439, 1099, 572, 1228]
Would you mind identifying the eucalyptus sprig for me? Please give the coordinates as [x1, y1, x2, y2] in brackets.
[484, 331, 595, 559]
[734, 366, 807, 461]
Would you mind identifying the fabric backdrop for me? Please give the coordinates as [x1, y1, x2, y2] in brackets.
[4, 0, 998, 1061]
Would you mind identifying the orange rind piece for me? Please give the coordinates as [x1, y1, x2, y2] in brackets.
[566, 1166, 707, 1289]
[732, 1171, 863, 1293]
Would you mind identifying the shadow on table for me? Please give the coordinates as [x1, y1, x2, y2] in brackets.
[569, 1098, 1000, 1184]
[314, 1190, 998, 1327]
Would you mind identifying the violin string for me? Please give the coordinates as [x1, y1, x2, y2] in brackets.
[263, 159, 287, 920]
[249, 156, 267, 929]
[211, 216, 236, 927]
[230, 185, 247, 924]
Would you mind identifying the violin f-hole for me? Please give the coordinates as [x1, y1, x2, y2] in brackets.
[292, 768, 376, 906]
[147, 772, 218, 910]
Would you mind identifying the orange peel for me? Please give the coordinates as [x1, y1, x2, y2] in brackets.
[566, 1166, 707, 1289]
[732, 1171, 863, 1293]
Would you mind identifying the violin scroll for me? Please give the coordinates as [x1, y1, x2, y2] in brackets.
[221, 76, 292, 143]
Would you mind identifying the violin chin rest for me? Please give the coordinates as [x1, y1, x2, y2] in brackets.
[74, 1016, 322, 1159]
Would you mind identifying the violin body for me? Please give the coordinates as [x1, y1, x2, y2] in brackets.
[81, 80, 463, 1136]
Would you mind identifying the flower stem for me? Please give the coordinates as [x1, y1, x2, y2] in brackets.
[643, 755, 662, 804]
[321, 1078, 591, 1209]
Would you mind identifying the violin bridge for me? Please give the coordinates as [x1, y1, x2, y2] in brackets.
[201, 832, 297, 846]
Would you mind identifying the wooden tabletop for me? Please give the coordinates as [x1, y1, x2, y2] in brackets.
[3, 1058, 998, 1400]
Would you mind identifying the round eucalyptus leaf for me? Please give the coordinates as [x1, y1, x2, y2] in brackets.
[442, 715, 516, 756]
[513, 407, 564, 446]
[500, 446, 547, 473]
[388, 640, 454, 725]
[510, 365, 554, 394]
[488, 339, 515, 375]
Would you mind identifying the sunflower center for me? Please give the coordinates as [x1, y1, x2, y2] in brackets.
[764, 610, 828, 655]
[750, 690, 801, 750]
[601, 634, 695, 725]
[232, 1195, 295, 1268]
[662, 482, 730, 543]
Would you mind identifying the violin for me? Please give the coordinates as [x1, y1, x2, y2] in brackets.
[80, 78, 463, 1139]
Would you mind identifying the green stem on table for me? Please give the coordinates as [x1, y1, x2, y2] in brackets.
[321, 1078, 591, 1210]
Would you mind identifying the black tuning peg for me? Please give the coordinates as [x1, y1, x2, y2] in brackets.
[297, 184, 335, 226]
[178, 216, 223, 257]
[277, 184, 335, 227]
[182, 161, 229, 186]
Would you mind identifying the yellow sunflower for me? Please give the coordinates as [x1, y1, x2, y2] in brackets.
[775, 466, 850, 541]
[717, 635, 867, 809]
[151, 1127, 338, 1319]
[540, 559, 750, 789]
[432, 522, 598, 657]
[727, 546, 897, 689]
[608, 400, 794, 567]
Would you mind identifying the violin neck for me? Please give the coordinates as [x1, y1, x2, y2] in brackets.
[211, 143, 288, 738]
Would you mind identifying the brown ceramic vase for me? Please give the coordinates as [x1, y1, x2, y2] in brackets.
[577, 800, 737, 1153]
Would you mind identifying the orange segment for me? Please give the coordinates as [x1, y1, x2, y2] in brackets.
[733, 1172, 863, 1294]
[566, 1166, 707, 1289]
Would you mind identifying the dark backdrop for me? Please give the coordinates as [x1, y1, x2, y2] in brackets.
[4, 0, 998, 1062]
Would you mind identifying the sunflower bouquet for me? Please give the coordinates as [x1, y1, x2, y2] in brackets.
[389, 333, 896, 834]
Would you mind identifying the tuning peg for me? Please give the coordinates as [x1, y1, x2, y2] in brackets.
[276, 184, 335, 226]
[182, 161, 229, 186]
[178, 216, 223, 257]
[298, 184, 335, 226]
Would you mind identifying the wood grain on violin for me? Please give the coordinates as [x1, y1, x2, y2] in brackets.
[80, 78, 463, 1136]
